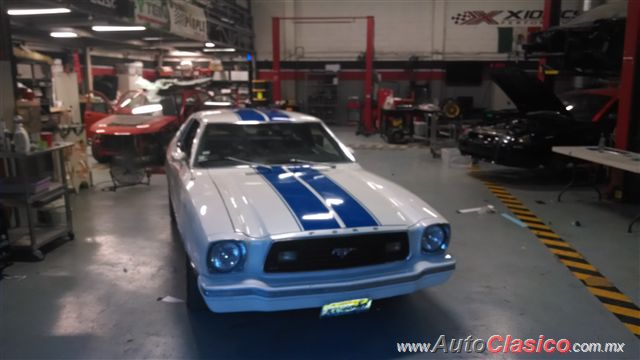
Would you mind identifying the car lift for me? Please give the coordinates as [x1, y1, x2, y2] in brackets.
[270, 16, 376, 135]
[539, 0, 640, 203]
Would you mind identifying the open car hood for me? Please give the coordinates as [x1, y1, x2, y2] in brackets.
[491, 67, 568, 114]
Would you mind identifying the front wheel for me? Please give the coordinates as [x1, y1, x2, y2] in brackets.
[92, 144, 110, 163]
[186, 258, 208, 311]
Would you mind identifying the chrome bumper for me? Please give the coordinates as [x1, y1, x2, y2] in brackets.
[198, 258, 455, 313]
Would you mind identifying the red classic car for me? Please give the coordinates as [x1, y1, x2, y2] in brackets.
[86, 88, 230, 164]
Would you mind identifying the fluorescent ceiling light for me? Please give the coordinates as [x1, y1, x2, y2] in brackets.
[205, 42, 215, 48]
[203, 48, 236, 52]
[50, 31, 78, 38]
[92, 25, 146, 32]
[204, 101, 232, 106]
[143, 37, 163, 41]
[8, 8, 70, 15]
[131, 104, 163, 115]
[171, 50, 200, 56]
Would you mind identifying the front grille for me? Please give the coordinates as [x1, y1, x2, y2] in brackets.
[99, 135, 136, 152]
[264, 232, 410, 273]
[467, 132, 501, 144]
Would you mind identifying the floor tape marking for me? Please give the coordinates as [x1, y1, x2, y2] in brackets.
[484, 183, 640, 339]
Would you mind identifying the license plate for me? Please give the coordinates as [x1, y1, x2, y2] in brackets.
[320, 298, 372, 317]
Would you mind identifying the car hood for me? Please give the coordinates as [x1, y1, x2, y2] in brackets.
[194, 163, 445, 238]
[491, 68, 568, 115]
[89, 114, 177, 134]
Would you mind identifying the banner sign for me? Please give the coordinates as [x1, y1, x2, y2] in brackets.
[451, 9, 579, 26]
[74, 0, 132, 17]
[134, 0, 170, 29]
[168, 0, 207, 41]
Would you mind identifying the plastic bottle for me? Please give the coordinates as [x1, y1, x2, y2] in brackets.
[598, 132, 606, 151]
[13, 115, 30, 154]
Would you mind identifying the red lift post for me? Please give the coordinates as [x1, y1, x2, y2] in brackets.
[271, 17, 281, 102]
[271, 16, 376, 134]
[615, 0, 640, 151]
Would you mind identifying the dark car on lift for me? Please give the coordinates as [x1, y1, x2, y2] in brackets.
[458, 68, 618, 168]
[523, 0, 626, 74]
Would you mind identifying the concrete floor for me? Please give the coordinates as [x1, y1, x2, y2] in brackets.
[1, 126, 638, 359]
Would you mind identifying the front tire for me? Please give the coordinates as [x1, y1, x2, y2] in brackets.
[186, 258, 208, 311]
[91, 144, 110, 163]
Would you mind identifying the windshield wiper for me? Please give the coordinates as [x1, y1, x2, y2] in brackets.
[225, 156, 272, 170]
[288, 158, 336, 168]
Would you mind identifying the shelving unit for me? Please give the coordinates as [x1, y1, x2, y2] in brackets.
[301, 71, 338, 124]
[0, 143, 74, 260]
[16, 60, 53, 117]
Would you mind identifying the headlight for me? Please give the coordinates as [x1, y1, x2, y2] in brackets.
[517, 134, 532, 145]
[208, 240, 246, 273]
[421, 224, 451, 253]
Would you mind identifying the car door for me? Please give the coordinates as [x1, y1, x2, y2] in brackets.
[168, 118, 201, 229]
[82, 91, 112, 138]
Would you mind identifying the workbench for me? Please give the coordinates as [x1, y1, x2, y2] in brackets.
[0, 142, 75, 259]
[552, 146, 640, 233]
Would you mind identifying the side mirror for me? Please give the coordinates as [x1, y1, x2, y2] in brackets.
[172, 151, 187, 162]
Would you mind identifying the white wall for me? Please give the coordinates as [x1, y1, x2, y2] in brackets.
[252, 0, 583, 61]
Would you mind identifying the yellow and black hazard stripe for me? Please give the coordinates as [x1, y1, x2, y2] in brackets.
[485, 181, 640, 339]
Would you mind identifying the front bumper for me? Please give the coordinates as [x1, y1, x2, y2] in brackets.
[458, 138, 545, 168]
[198, 258, 455, 313]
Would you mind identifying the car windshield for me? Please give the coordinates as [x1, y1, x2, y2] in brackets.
[195, 122, 351, 167]
[558, 93, 612, 122]
[115, 92, 179, 116]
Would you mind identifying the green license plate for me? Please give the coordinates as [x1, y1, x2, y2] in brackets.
[320, 298, 372, 317]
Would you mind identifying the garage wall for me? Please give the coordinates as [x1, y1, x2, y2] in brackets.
[251, 0, 584, 122]
[252, 0, 583, 61]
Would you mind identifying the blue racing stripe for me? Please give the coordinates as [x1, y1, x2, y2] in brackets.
[265, 109, 292, 121]
[257, 166, 340, 230]
[297, 167, 379, 228]
[234, 108, 266, 121]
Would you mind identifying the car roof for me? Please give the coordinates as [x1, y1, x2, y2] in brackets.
[197, 108, 323, 124]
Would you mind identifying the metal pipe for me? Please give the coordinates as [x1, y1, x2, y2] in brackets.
[85, 47, 93, 93]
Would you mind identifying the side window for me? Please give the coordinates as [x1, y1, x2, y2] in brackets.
[310, 125, 340, 157]
[177, 120, 200, 158]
